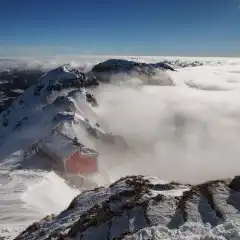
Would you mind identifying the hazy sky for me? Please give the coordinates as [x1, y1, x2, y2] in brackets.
[0, 0, 240, 57]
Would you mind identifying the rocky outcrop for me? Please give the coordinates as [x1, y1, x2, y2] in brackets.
[166, 59, 204, 68]
[0, 69, 44, 112]
[0, 68, 98, 113]
[15, 175, 240, 239]
[88, 59, 175, 84]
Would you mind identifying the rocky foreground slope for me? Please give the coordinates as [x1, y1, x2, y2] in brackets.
[15, 175, 240, 239]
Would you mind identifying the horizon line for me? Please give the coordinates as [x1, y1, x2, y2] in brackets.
[1, 54, 240, 59]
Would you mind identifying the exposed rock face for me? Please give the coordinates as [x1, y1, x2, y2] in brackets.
[88, 59, 175, 84]
[0, 66, 104, 165]
[15, 175, 240, 240]
[166, 59, 204, 68]
[0, 69, 44, 112]
[0, 67, 99, 114]
[0, 67, 96, 133]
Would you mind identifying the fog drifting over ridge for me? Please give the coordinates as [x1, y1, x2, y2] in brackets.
[1, 56, 240, 239]
[76, 59, 240, 184]
[90, 77, 240, 184]
[1, 56, 240, 186]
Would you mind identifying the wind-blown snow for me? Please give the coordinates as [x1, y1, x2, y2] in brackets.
[0, 56, 240, 239]
[0, 168, 79, 239]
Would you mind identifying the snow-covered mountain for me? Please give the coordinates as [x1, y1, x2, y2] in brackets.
[1, 56, 240, 239]
[0, 65, 102, 167]
[15, 175, 240, 239]
[0, 58, 174, 113]
[2, 56, 239, 114]
[0, 58, 175, 176]
[89, 58, 175, 82]
[0, 58, 174, 152]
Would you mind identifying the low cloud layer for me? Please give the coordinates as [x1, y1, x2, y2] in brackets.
[88, 65, 240, 184]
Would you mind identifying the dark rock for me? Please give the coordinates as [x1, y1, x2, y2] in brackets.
[0, 69, 44, 112]
[0, 67, 99, 114]
[151, 62, 176, 71]
[89, 59, 175, 83]
[230, 176, 240, 191]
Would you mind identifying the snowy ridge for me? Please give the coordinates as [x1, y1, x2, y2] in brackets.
[15, 175, 240, 239]
[0, 66, 76, 133]
[0, 58, 173, 113]
[0, 59, 174, 163]
[0, 65, 107, 238]
[0, 66, 100, 163]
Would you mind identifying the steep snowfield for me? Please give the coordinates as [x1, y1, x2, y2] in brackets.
[0, 169, 79, 239]
[0, 65, 107, 239]
[0, 56, 240, 239]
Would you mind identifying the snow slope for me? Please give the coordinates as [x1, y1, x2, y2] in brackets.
[0, 65, 107, 239]
[0, 66, 99, 160]
[15, 175, 240, 240]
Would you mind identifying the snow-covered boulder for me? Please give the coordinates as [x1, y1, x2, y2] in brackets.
[15, 175, 240, 239]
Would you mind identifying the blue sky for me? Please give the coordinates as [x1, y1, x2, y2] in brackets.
[0, 0, 240, 57]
